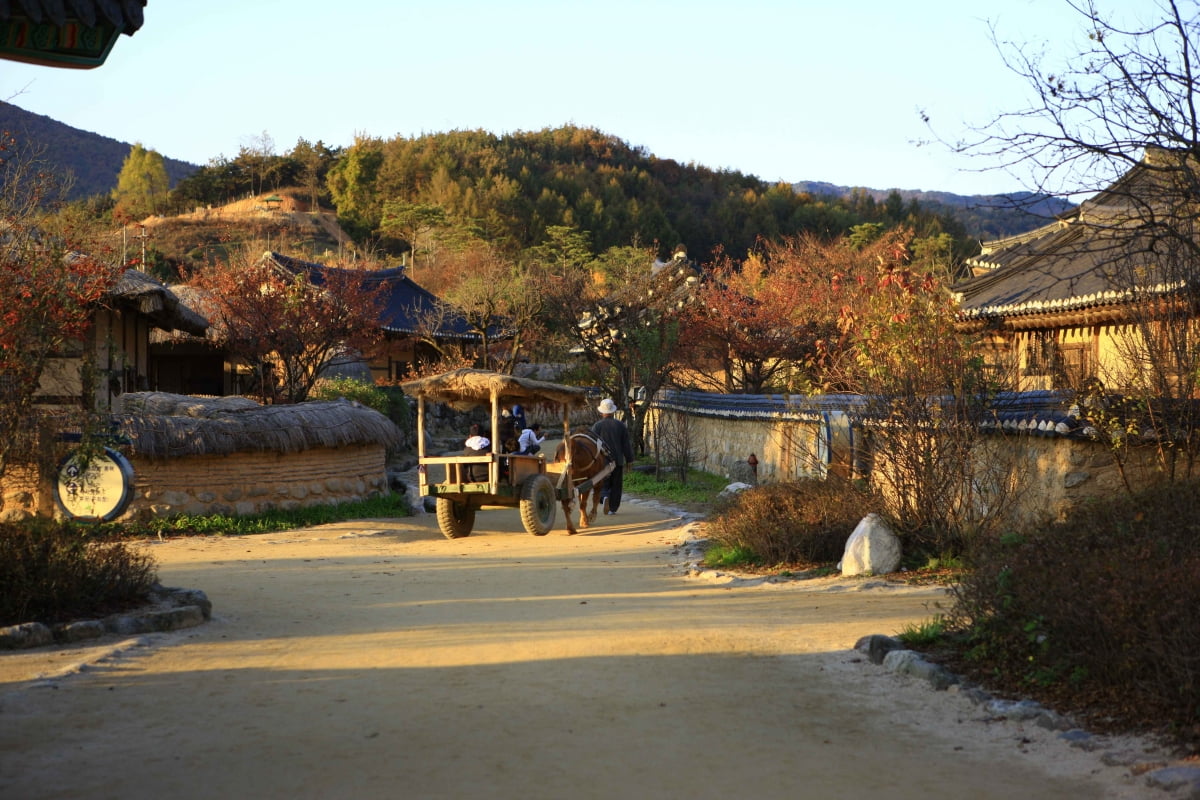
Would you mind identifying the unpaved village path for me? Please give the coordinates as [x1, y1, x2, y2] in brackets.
[0, 498, 1169, 799]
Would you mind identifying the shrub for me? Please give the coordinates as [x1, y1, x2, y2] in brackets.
[310, 376, 390, 414]
[377, 384, 411, 430]
[311, 377, 411, 433]
[703, 477, 875, 566]
[950, 481, 1200, 741]
[0, 520, 158, 627]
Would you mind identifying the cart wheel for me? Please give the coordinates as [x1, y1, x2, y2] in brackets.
[519, 474, 556, 536]
[436, 497, 475, 539]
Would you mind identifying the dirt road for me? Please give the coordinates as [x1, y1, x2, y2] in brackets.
[0, 498, 1168, 799]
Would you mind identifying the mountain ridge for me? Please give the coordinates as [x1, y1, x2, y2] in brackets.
[1, 101, 1068, 241]
[792, 181, 1074, 240]
[0, 101, 198, 200]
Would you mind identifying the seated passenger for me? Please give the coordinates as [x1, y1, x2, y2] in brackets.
[497, 418, 519, 454]
[464, 423, 490, 453]
[463, 424, 491, 481]
[517, 423, 546, 455]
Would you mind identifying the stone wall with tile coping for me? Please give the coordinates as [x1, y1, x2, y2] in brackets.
[645, 402, 1166, 526]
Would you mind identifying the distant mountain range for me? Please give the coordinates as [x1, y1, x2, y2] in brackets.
[792, 181, 1075, 241]
[0, 101, 1070, 241]
[0, 101, 198, 200]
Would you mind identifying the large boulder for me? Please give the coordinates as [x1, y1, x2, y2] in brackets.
[839, 513, 901, 576]
[717, 482, 753, 501]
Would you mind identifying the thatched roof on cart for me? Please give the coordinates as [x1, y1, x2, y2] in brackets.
[400, 369, 590, 411]
[111, 392, 402, 458]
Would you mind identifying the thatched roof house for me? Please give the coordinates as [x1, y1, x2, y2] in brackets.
[113, 392, 402, 458]
[36, 268, 210, 410]
[112, 269, 209, 337]
[7, 391, 404, 522]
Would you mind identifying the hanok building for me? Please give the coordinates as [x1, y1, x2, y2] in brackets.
[148, 252, 486, 396]
[265, 252, 487, 382]
[38, 268, 208, 411]
[954, 148, 1200, 395]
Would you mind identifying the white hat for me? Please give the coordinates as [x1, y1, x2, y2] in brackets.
[597, 398, 618, 415]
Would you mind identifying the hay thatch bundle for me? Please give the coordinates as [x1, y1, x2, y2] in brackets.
[112, 270, 209, 336]
[400, 368, 590, 411]
[112, 392, 402, 459]
[147, 284, 225, 345]
[117, 393, 261, 416]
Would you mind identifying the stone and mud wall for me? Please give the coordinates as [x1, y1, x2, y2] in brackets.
[128, 444, 389, 520]
[1, 444, 389, 523]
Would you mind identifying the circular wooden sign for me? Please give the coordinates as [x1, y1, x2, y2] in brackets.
[55, 447, 135, 522]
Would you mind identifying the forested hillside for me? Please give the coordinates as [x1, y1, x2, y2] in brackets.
[2, 101, 1065, 266]
[0, 102, 197, 200]
[322, 127, 995, 261]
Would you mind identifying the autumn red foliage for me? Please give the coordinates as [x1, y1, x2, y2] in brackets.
[190, 252, 386, 403]
[1, 131, 124, 482]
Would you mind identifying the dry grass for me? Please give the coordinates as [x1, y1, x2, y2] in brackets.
[703, 478, 878, 566]
[0, 520, 157, 627]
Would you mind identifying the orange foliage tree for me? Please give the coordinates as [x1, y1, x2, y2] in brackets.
[686, 227, 1007, 552]
[815, 228, 1008, 552]
[817, 228, 976, 396]
[0, 131, 123, 484]
[191, 251, 386, 403]
[680, 230, 971, 394]
[682, 239, 844, 393]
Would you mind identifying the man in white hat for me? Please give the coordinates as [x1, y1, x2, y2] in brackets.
[590, 398, 634, 515]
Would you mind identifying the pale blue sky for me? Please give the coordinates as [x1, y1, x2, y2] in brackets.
[2, 1, 1098, 196]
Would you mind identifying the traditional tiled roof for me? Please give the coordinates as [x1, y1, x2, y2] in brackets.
[985, 390, 1089, 437]
[263, 251, 485, 342]
[653, 388, 864, 422]
[653, 388, 1092, 438]
[0, 0, 144, 30]
[0, 0, 146, 68]
[954, 150, 1195, 326]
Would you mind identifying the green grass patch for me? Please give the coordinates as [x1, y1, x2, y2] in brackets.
[624, 461, 726, 508]
[897, 615, 948, 647]
[94, 493, 411, 539]
[702, 543, 761, 569]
